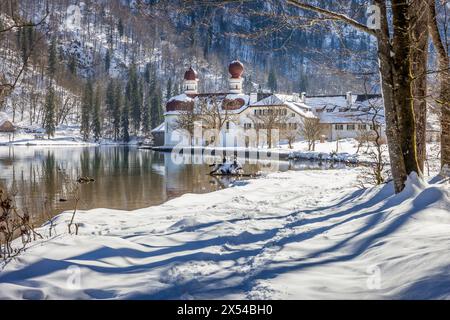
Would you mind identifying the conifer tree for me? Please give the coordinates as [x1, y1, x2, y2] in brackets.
[106, 80, 115, 125]
[81, 79, 94, 141]
[121, 98, 130, 142]
[166, 77, 173, 101]
[118, 18, 124, 38]
[92, 86, 102, 141]
[267, 68, 278, 93]
[105, 50, 111, 73]
[43, 84, 56, 138]
[113, 85, 122, 141]
[48, 37, 57, 78]
[68, 55, 77, 76]
[150, 86, 162, 129]
[127, 64, 142, 135]
[142, 91, 151, 135]
[298, 66, 308, 93]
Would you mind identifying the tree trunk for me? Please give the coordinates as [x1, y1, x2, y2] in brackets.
[374, 0, 408, 193]
[391, 0, 420, 176]
[409, 1, 429, 172]
[428, 0, 450, 172]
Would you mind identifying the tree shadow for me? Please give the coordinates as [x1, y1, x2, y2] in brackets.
[1, 180, 444, 300]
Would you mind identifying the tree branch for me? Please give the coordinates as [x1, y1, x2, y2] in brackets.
[286, 0, 377, 37]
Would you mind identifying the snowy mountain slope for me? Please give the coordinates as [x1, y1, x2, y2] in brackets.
[14, 0, 377, 93]
[0, 169, 449, 299]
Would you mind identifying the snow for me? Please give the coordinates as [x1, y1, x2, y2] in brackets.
[0, 112, 12, 126]
[168, 94, 194, 103]
[0, 125, 143, 146]
[151, 123, 165, 133]
[0, 167, 449, 300]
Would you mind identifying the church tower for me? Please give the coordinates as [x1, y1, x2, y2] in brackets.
[228, 60, 244, 94]
[183, 66, 198, 95]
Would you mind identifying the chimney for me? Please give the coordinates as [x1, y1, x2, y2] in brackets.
[292, 93, 300, 102]
[301, 92, 306, 103]
[346, 91, 353, 107]
[250, 92, 258, 105]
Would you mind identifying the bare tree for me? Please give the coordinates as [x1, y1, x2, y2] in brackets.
[249, 107, 289, 148]
[0, 5, 48, 108]
[299, 117, 323, 151]
[283, 122, 300, 149]
[428, 0, 450, 174]
[197, 96, 234, 146]
[172, 109, 198, 146]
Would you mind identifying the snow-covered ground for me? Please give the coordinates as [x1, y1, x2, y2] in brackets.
[0, 126, 142, 146]
[0, 167, 449, 300]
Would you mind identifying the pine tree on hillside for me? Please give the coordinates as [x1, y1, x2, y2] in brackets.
[106, 80, 115, 125]
[17, 23, 35, 65]
[113, 86, 122, 141]
[298, 66, 308, 93]
[48, 37, 58, 78]
[68, 55, 77, 76]
[166, 77, 173, 101]
[92, 86, 102, 141]
[128, 64, 141, 135]
[43, 84, 56, 139]
[81, 79, 94, 141]
[150, 86, 162, 129]
[267, 68, 278, 93]
[144, 63, 152, 84]
[121, 98, 130, 142]
[105, 50, 111, 73]
[118, 18, 124, 38]
[142, 91, 151, 135]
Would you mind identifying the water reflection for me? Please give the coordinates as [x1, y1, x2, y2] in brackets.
[0, 146, 346, 226]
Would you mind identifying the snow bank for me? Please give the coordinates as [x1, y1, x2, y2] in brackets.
[0, 168, 449, 300]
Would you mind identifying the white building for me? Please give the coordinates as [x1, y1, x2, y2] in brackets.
[157, 61, 385, 147]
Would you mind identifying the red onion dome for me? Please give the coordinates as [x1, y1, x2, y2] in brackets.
[166, 100, 195, 112]
[222, 98, 246, 111]
[229, 60, 244, 79]
[184, 67, 198, 81]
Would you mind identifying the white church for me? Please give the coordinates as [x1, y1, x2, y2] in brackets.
[153, 60, 385, 148]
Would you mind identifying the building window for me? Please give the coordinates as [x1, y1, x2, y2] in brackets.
[347, 124, 355, 131]
[335, 124, 344, 131]
[291, 113, 296, 118]
[358, 124, 367, 131]
[226, 122, 230, 130]
[244, 123, 252, 130]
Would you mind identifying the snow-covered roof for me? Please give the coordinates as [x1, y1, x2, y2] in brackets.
[151, 123, 165, 133]
[306, 95, 353, 109]
[168, 93, 194, 103]
[164, 92, 385, 125]
[0, 112, 13, 126]
[251, 94, 316, 119]
[319, 110, 384, 124]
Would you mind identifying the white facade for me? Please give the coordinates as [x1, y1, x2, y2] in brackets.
[162, 93, 386, 148]
[160, 64, 386, 148]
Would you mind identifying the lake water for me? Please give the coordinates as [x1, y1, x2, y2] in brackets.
[0, 146, 346, 227]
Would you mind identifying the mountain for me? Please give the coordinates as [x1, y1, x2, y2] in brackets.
[0, 0, 379, 136]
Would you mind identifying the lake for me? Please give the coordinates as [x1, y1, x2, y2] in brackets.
[0, 146, 346, 227]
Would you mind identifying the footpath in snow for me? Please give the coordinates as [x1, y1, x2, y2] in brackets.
[0, 168, 449, 299]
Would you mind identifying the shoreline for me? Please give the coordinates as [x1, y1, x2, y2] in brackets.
[144, 145, 364, 164]
[1, 168, 448, 299]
